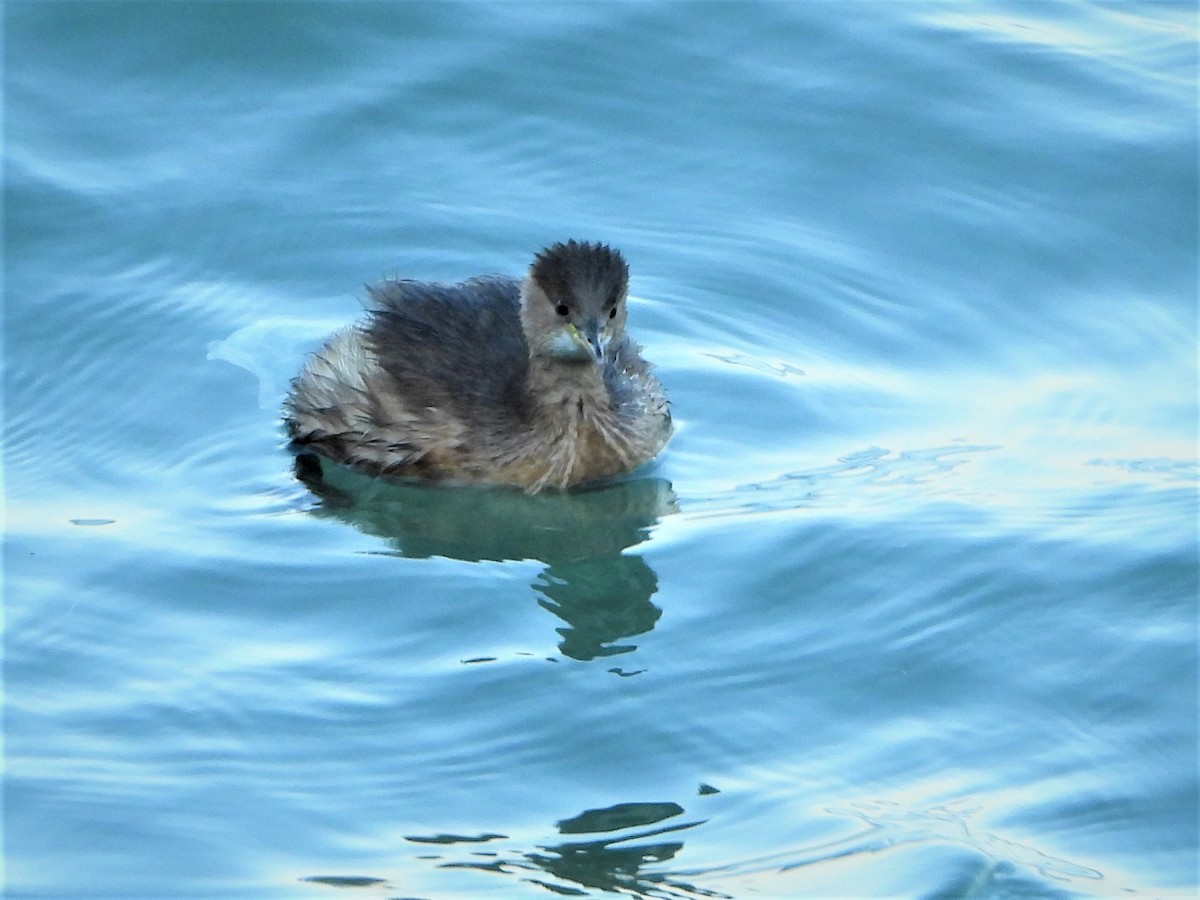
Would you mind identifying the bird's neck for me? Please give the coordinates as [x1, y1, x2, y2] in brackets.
[527, 357, 611, 416]
[519, 357, 634, 491]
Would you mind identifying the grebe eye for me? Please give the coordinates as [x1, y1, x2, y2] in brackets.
[608, 307, 617, 319]
[555, 303, 570, 317]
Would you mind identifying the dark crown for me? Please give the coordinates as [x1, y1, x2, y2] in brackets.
[530, 240, 629, 301]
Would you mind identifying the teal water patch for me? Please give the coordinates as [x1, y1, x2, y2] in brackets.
[4, 1, 1196, 898]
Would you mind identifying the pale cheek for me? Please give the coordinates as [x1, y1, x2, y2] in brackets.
[541, 329, 589, 361]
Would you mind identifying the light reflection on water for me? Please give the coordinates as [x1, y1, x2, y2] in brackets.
[295, 456, 677, 665]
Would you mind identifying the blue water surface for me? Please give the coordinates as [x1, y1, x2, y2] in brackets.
[4, 2, 1197, 898]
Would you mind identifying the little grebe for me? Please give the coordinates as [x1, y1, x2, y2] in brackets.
[284, 240, 671, 492]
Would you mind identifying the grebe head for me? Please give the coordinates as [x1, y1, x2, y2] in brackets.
[521, 240, 630, 364]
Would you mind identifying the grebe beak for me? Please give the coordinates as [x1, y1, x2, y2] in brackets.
[569, 318, 605, 362]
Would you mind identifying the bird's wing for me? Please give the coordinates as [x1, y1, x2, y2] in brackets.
[364, 276, 531, 424]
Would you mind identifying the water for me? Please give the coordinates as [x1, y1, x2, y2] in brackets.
[4, 2, 1196, 897]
